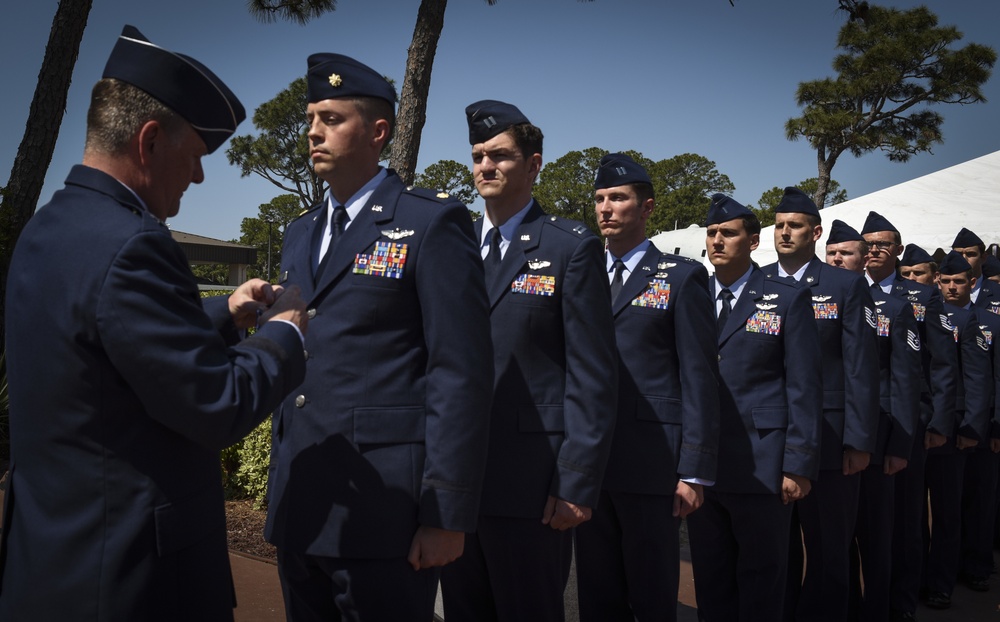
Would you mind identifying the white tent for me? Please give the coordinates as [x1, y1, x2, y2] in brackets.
[651, 149, 1000, 268]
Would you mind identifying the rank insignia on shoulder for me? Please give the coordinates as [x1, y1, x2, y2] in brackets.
[527, 259, 551, 270]
[371, 205, 383, 212]
[762, 293, 779, 301]
[812, 295, 832, 302]
[572, 224, 588, 235]
[756, 303, 777, 311]
[521, 234, 531, 241]
[279, 271, 289, 284]
[381, 228, 415, 240]
[436, 192, 449, 199]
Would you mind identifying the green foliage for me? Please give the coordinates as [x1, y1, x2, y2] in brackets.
[786, 4, 996, 206]
[223, 416, 273, 509]
[248, 0, 337, 24]
[533, 148, 735, 237]
[226, 78, 324, 211]
[414, 159, 477, 205]
[237, 194, 304, 282]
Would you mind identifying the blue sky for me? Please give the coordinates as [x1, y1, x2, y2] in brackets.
[2, 0, 998, 241]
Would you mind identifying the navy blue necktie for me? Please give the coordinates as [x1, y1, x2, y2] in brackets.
[484, 227, 502, 286]
[610, 259, 625, 303]
[717, 288, 733, 335]
[314, 205, 347, 283]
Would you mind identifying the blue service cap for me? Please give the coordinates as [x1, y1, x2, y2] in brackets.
[307, 53, 396, 105]
[826, 219, 863, 244]
[466, 100, 531, 145]
[983, 254, 1000, 278]
[774, 187, 820, 219]
[952, 227, 985, 249]
[594, 153, 651, 190]
[899, 244, 934, 267]
[860, 211, 899, 235]
[938, 250, 973, 275]
[102, 25, 245, 154]
[705, 193, 752, 226]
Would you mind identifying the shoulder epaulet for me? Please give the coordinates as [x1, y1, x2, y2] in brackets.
[659, 252, 699, 265]
[543, 214, 594, 237]
[289, 202, 324, 224]
[404, 186, 453, 203]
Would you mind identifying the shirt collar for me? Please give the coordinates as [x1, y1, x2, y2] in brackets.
[326, 167, 388, 226]
[480, 199, 534, 250]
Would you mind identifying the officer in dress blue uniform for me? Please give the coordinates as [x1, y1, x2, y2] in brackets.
[879, 238, 957, 621]
[439, 101, 617, 622]
[686, 195, 821, 622]
[825, 220, 920, 622]
[0, 26, 309, 621]
[953, 228, 1000, 312]
[761, 188, 880, 622]
[574, 154, 719, 622]
[263, 54, 494, 621]
[921, 251, 992, 610]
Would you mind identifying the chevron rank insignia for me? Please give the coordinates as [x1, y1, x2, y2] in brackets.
[381, 228, 415, 240]
[907, 330, 921, 351]
[865, 306, 877, 329]
[527, 259, 551, 270]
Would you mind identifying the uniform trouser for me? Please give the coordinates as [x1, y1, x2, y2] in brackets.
[687, 489, 793, 622]
[794, 468, 861, 622]
[923, 447, 967, 595]
[575, 490, 681, 622]
[850, 465, 895, 621]
[440, 514, 572, 622]
[276, 549, 439, 622]
[961, 447, 999, 579]
[890, 421, 928, 614]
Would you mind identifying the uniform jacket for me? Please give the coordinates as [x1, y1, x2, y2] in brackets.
[473, 201, 617, 517]
[601, 245, 719, 495]
[0, 165, 306, 621]
[763, 258, 880, 469]
[870, 289, 922, 462]
[971, 307, 1000, 441]
[972, 278, 1000, 315]
[711, 268, 822, 494]
[940, 304, 991, 444]
[890, 277, 958, 433]
[264, 171, 493, 559]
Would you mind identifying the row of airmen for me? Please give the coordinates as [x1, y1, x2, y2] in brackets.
[577, 144, 1000, 621]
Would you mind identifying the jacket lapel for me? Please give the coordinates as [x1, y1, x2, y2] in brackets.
[718, 269, 765, 346]
[612, 245, 663, 316]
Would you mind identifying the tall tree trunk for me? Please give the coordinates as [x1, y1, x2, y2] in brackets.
[0, 0, 93, 349]
[389, 0, 447, 186]
[814, 149, 838, 210]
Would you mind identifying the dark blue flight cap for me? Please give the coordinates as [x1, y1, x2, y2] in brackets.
[465, 100, 531, 145]
[952, 227, 985, 249]
[307, 53, 397, 105]
[899, 244, 934, 267]
[774, 187, 820, 219]
[826, 219, 864, 244]
[705, 194, 752, 226]
[594, 153, 651, 190]
[939, 250, 973, 275]
[860, 211, 899, 235]
[102, 25, 245, 154]
[983, 254, 1000, 278]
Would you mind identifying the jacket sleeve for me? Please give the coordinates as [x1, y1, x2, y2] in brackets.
[925, 290, 959, 435]
[841, 277, 881, 454]
[552, 234, 618, 507]
[413, 200, 495, 532]
[782, 284, 823, 481]
[958, 313, 991, 442]
[675, 264, 721, 482]
[97, 230, 306, 451]
[885, 302, 922, 460]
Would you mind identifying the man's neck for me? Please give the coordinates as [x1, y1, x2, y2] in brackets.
[866, 264, 894, 284]
[485, 192, 533, 227]
[778, 253, 812, 276]
[716, 261, 752, 288]
[607, 236, 646, 259]
[326, 164, 381, 206]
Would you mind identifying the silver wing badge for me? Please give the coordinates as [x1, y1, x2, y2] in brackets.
[528, 260, 551, 270]
[381, 228, 415, 240]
